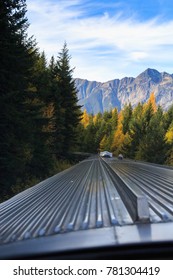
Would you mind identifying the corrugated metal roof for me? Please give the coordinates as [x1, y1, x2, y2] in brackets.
[0, 156, 173, 256]
[106, 158, 173, 223]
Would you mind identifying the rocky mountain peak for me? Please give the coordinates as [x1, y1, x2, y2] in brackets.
[136, 68, 161, 83]
[75, 68, 173, 114]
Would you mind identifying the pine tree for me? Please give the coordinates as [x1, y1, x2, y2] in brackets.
[52, 43, 82, 157]
[122, 103, 133, 134]
[164, 105, 173, 166]
[136, 106, 166, 163]
[111, 108, 118, 131]
[84, 116, 97, 152]
[47, 55, 65, 156]
[0, 0, 37, 198]
[94, 112, 104, 150]
[135, 95, 156, 160]
[127, 103, 144, 158]
[164, 104, 173, 131]
[27, 51, 56, 178]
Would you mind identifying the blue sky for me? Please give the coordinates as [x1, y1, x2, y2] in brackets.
[27, 0, 173, 82]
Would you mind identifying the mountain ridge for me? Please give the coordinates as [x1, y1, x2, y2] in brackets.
[75, 68, 173, 114]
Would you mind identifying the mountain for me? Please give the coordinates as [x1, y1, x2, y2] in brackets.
[75, 68, 173, 114]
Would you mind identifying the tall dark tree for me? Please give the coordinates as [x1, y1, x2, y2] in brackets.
[164, 104, 173, 131]
[0, 0, 37, 198]
[126, 103, 144, 158]
[53, 43, 82, 157]
[136, 106, 166, 163]
[164, 105, 173, 166]
[47, 55, 65, 156]
[27, 51, 56, 178]
[122, 103, 133, 134]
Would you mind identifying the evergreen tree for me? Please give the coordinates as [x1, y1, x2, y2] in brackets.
[164, 104, 173, 131]
[122, 103, 133, 134]
[102, 111, 112, 136]
[136, 106, 166, 163]
[111, 108, 118, 131]
[84, 116, 97, 152]
[51, 43, 82, 157]
[0, 0, 37, 198]
[125, 103, 144, 158]
[135, 93, 157, 161]
[48, 55, 65, 156]
[28, 51, 56, 178]
[164, 105, 173, 166]
[94, 112, 104, 151]
[141, 97, 154, 134]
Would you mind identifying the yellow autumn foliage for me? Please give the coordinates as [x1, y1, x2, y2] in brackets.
[143, 92, 157, 113]
[165, 124, 173, 144]
[81, 109, 90, 128]
[111, 112, 125, 154]
[100, 135, 108, 151]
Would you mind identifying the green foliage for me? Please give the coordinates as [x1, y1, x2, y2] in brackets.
[79, 93, 172, 167]
[163, 104, 173, 131]
[136, 106, 166, 163]
[49, 43, 82, 158]
[122, 103, 133, 134]
[0, 0, 37, 198]
[83, 117, 98, 153]
[124, 103, 143, 158]
[0, 3, 82, 202]
[164, 106, 173, 166]
[78, 110, 118, 153]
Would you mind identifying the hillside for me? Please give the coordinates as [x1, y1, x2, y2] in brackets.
[75, 68, 173, 114]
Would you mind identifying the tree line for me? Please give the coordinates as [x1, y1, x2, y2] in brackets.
[79, 93, 173, 166]
[0, 0, 81, 201]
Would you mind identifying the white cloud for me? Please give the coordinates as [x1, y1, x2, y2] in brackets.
[130, 52, 148, 61]
[27, 0, 173, 82]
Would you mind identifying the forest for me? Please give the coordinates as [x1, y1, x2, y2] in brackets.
[79, 94, 173, 166]
[0, 0, 173, 202]
[0, 0, 82, 201]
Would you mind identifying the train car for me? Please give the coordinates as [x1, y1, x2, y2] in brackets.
[100, 151, 113, 158]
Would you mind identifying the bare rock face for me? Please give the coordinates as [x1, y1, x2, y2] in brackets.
[75, 68, 173, 114]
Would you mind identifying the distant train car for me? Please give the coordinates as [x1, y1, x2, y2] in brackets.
[118, 154, 123, 160]
[100, 151, 112, 158]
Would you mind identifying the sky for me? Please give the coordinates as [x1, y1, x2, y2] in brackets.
[26, 0, 173, 82]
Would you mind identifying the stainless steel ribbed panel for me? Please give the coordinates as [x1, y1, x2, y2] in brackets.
[105, 158, 173, 223]
[0, 157, 133, 245]
[1, 156, 173, 247]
